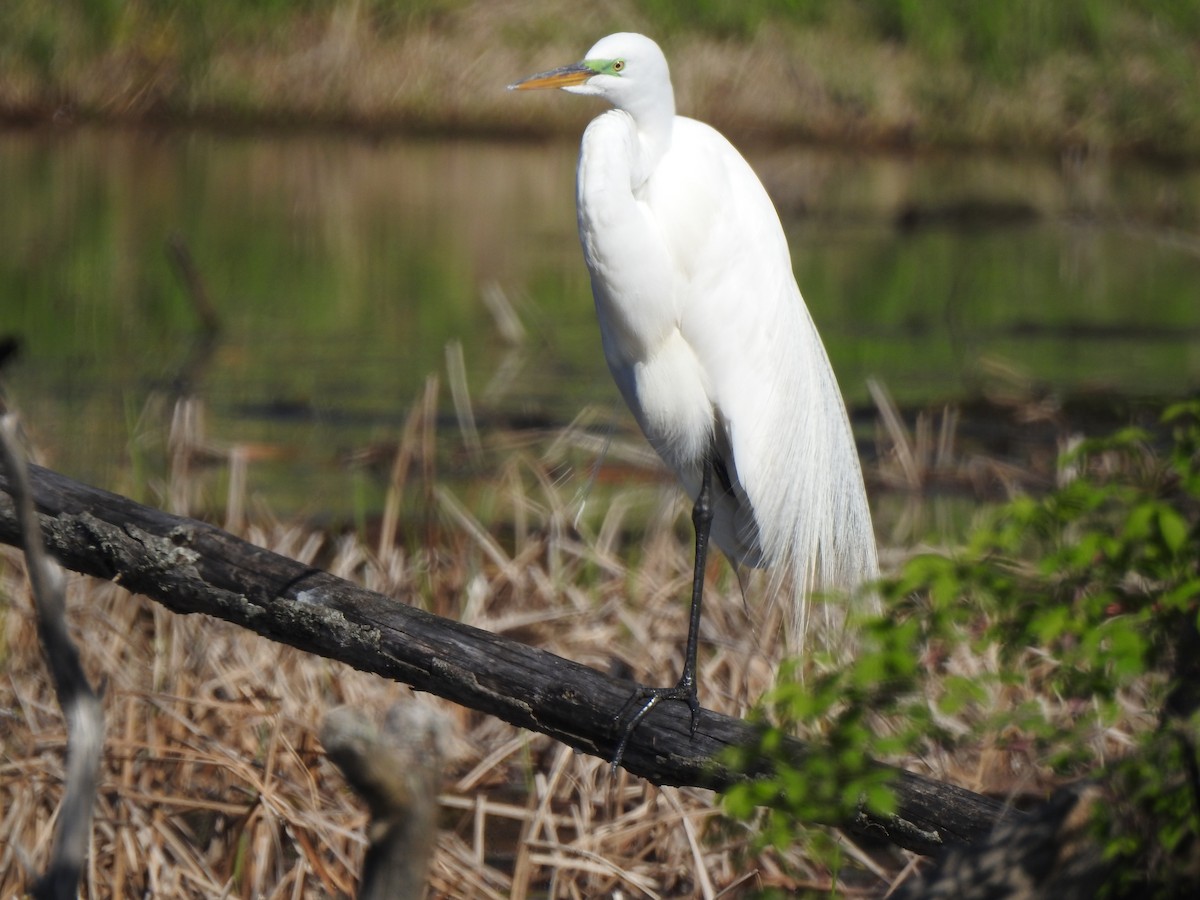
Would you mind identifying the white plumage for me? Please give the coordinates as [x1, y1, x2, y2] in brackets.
[511, 34, 877, 740]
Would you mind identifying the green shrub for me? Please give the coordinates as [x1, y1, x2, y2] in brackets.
[724, 401, 1200, 889]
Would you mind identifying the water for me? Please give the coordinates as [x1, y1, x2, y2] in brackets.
[3, 126, 1198, 536]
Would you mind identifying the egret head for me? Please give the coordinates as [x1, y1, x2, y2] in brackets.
[508, 33, 674, 121]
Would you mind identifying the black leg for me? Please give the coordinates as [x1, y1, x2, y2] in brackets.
[611, 453, 715, 770]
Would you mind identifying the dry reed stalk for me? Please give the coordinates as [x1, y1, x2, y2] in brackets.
[445, 341, 483, 468]
[379, 376, 439, 558]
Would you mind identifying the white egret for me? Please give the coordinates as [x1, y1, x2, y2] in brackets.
[509, 33, 878, 759]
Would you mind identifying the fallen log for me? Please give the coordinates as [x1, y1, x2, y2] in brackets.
[0, 461, 1023, 856]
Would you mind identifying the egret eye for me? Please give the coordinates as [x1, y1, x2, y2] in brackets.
[612, 59, 625, 72]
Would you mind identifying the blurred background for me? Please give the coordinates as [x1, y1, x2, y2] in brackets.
[2, 0, 1199, 543]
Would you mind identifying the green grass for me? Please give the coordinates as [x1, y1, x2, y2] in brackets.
[638, 0, 1200, 80]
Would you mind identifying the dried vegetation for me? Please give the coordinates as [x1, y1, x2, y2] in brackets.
[0, 392, 840, 898]
[1, 363, 1131, 897]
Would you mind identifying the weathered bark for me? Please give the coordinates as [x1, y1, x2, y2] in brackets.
[0, 461, 1023, 856]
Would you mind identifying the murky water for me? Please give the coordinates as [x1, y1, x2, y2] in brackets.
[3, 126, 1198, 537]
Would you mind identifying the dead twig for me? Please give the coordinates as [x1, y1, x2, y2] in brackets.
[0, 414, 104, 900]
[166, 233, 221, 335]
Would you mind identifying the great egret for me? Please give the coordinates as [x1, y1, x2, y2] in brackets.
[510, 33, 877, 759]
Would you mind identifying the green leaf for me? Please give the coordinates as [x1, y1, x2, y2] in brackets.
[1104, 621, 1148, 680]
[1157, 506, 1189, 555]
[1160, 578, 1200, 612]
[866, 780, 897, 815]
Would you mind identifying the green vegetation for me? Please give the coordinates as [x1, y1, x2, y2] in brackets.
[641, 0, 1195, 65]
[724, 402, 1200, 892]
[2, 0, 1200, 156]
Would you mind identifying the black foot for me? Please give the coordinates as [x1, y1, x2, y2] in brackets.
[610, 679, 701, 772]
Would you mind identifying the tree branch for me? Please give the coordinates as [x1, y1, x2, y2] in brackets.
[0, 461, 1022, 856]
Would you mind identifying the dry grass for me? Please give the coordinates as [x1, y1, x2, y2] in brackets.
[0, 387, 870, 899]
[0, 372, 1150, 897]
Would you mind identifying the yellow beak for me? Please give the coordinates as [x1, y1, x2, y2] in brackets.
[507, 62, 594, 91]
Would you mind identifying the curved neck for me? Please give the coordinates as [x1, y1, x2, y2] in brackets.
[620, 85, 675, 188]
